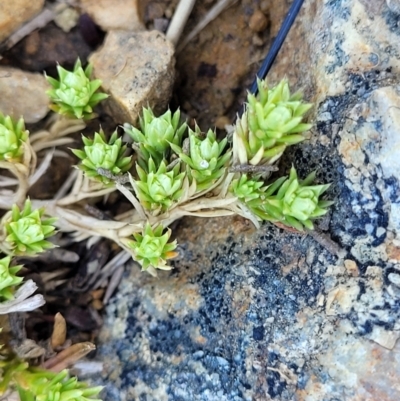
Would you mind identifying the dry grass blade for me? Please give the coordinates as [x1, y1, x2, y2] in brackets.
[177, 0, 238, 53]
[42, 342, 96, 372]
[166, 0, 197, 46]
[51, 313, 67, 349]
[0, 280, 45, 314]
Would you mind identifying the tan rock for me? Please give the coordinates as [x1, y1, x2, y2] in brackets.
[0, 67, 49, 123]
[79, 0, 144, 32]
[89, 30, 175, 125]
[248, 10, 269, 33]
[0, 0, 45, 42]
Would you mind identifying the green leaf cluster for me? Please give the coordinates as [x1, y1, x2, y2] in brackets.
[125, 223, 178, 272]
[234, 78, 312, 166]
[0, 113, 29, 162]
[46, 59, 108, 119]
[133, 158, 185, 215]
[0, 359, 103, 401]
[3, 199, 57, 255]
[72, 129, 132, 185]
[124, 108, 187, 168]
[0, 256, 23, 301]
[249, 167, 333, 230]
[170, 126, 231, 191]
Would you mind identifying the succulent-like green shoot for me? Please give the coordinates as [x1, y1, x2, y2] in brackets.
[230, 174, 266, 202]
[71, 129, 133, 185]
[250, 167, 333, 230]
[0, 256, 23, 301]
[170, 126, 231, 191]
[46, 59, 108, 119]
[234, 78, 312, 166]
[125, 223, 178, 272]
[3, 199, 57, 255]
[0, 113, 29, 162]
[133, 158, 185, 214]
[124, 108, 187, 168]
[0, 361, 103, 401]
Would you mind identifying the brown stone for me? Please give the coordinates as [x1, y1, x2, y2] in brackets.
[89, 30, 175, 125]
[248, 10, 269, 33]
[0, 67, 49, 123]
[80, 0, 144, 32]
[0, 0, 44, 42]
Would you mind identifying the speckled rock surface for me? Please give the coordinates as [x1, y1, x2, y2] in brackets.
[0, 67, 49, 123]
[0, 0, 44, 42]
[89, 30, 174, 125]
[94, 1, 400, 400]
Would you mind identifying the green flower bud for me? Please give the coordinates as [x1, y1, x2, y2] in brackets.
[170, 127, 231, 191]
[46, 59, 108, 119]
[71, 129, 133, 185]
[250, 167, 333, 230]
[233, 78, 312, 166]
[133, 158, 185, 214]
[125, 223, 178, 272]
[230, 174, 265, 202]
[0, 113, 29, 162]
[124, 108, 187, 167]
[3, 199, 57, 255]
[0, 256, 23, 301]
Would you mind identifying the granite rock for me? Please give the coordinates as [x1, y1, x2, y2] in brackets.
[89, 30, 174, 125]
[94, 1, 400, 400]
[0, 67, 49, 123]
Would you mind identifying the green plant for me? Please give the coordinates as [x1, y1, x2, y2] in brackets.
[170, 126, 231, 192]
[0, 359, 103, 401]
[248, 167, 332, 230]
[46, 59, 108, 120]
[124, 108, 187, 168]
[0, 60, 334, 399]
[0, 113, 29, 163]
[0, 256, 23, 301]
[123, 223, 178, 274]
[1, 199, 56, 255]
[133, 158, 186, 215]
[71, 129, 133, 185]
[233, 78, 312, 166]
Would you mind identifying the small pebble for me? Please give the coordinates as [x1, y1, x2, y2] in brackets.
[252, 34, 264, 46]
[249, 10, 269, 32]
[260, 0, 269, 14]
[214, 115, 231, 129]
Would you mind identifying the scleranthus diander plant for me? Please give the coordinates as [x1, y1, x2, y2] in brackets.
[0, 59, 334, 400]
